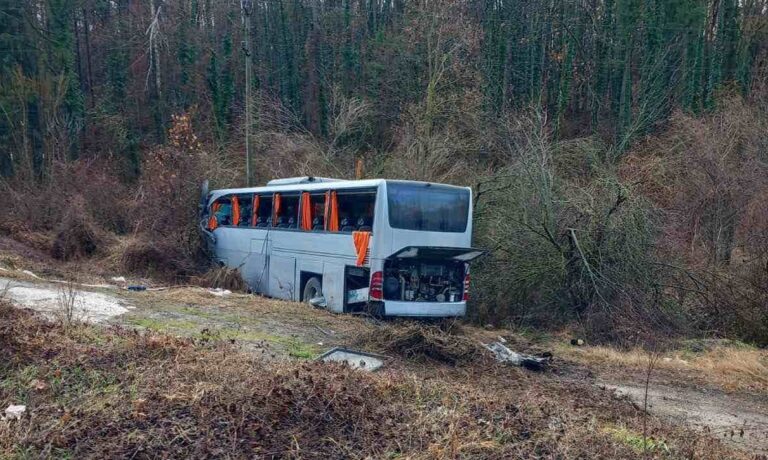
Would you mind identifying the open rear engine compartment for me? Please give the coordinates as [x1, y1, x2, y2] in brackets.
[383, 258, 465, 302]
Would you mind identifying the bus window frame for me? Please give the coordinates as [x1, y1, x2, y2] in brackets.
[211, 195, 234, 228]
[216, 193, 253, 228]
[272, 192, 301, 230]
[300, 192, 327, 232]
[251, 193, 273, 228]
[235, 193, 253, 228]
[212, 187, 377, 234]
[335, 188, 376, 234]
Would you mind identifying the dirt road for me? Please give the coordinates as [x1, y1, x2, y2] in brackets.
[602, 381, 768, 454]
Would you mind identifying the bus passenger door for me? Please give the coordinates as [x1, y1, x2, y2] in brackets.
[244, 237, 269, 294]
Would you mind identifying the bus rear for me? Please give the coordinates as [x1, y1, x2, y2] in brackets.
[368, 181, 482, 317]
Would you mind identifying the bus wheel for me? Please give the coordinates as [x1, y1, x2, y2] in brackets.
[303, 277, 323, 306]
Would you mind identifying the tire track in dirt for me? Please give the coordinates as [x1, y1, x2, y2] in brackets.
[601, 380, 768, 454]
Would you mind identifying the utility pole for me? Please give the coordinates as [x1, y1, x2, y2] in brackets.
[241, 0, 253, 186]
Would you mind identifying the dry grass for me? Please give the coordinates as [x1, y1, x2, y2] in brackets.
[114, 237, 195, 282]
[50, 197, 103, 261]
[358, 321, 486, 366]
[194, 265, 248, 292]
[0, 302, 747, 459]
[561, 342, 768, 393]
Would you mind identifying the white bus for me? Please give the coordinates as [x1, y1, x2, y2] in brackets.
[199, 177, 483, 317]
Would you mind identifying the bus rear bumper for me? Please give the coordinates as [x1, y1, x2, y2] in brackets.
[382, 301, 466, 317]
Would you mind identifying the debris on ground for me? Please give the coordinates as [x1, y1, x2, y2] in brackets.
[483, 341, 551, 371]
[207, 288, 231, 297]
[571, 338, 585, 346]
[127, 285, 147, 292]
[21, 270, 40, 279]
[110, 276, 127, 284]
[29, 379, 47, 391]
[309, 296, 327, 308]
[360, 323, 482, 365]
[3, 405, 26, 420]
[318, 347, 386, 371]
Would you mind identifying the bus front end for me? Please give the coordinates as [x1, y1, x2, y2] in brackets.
[369, 181, 483, 317]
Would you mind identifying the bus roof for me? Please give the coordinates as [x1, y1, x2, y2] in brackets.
[209, 178, 469, 200]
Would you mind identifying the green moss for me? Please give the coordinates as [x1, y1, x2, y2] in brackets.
[604, 426, 669, 454]
[285, 339, 320, 359]
[124, 317, 200, 331]
[123, 312, 320, 359]
[225, 330, 321, 359]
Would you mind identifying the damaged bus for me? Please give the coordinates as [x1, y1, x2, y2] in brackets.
[199, 177, 483, 317]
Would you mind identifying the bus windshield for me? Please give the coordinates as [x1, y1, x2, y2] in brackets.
[387, 182, 469, 232]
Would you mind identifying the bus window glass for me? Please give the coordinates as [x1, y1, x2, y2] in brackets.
[310, 194, 325, 230]
[387, 183, 468, 232]
[213, 196, 232, 226]
[337, 190, 376, 232]
[237, 194, 252, 227]
[254, 195, 272, 227]
[275, 194, 299, 229]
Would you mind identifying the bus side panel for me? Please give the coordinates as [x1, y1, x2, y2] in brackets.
[214, 227, 251, 270]
[322, 263, 345, 313]
[244, 237, 269, 294]
[268, 256, 296, 300]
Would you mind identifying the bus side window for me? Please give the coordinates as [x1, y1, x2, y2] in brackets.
[254, 195, 272, 227]
[303, 193, 325, 231]
[237, 194, 252, 227]
[337, 191, 375, 233]
[275, 194, 299, 229]
[215, 196, 232, 226]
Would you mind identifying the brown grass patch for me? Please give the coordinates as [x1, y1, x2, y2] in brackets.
[359, 322, 490, 366]
[115, 238, 195, 282]
[194, 266, 247, 292]
[561, 342, 768, 393]
[50, 197, 102, 261]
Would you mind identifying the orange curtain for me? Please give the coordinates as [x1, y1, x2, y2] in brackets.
[300, 192, 312, 231]
[251, 195, 260, 226]
[272, 193, 282, 224]
[324, 191, 339, 231]
[231, 196, 241, 226]
[208, 201, 221, 230]
[353, 231, 371, 266]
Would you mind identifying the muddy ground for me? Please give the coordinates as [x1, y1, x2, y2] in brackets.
[2, 266, 767, 456]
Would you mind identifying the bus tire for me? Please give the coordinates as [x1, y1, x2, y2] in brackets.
[303, 277, 323, 306]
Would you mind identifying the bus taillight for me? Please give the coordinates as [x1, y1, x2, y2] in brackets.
[463, 270, 470, 301]
[370, 271, 383, 300]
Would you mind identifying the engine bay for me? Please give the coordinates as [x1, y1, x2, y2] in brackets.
[383, 258, 465, 302]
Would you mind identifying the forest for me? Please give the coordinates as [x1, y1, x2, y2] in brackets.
[1, 0, 767, 344]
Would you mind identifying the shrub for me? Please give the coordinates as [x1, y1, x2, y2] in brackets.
[50, 196, 102, 261]
[119, 239, 195, 282]
[471, 112, 674, 343]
